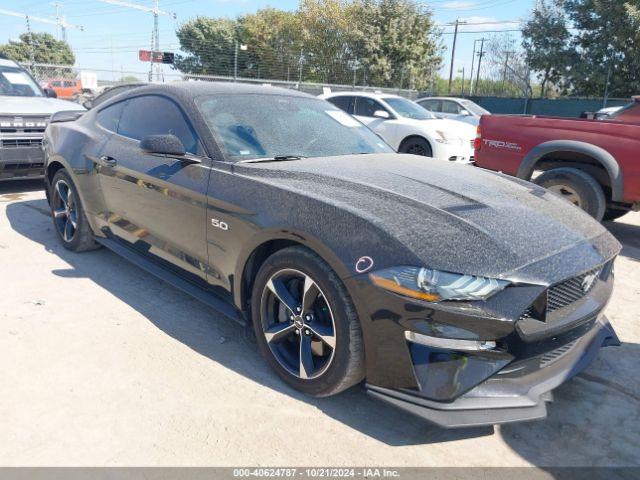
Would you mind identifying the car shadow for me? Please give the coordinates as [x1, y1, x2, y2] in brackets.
[5, 197, 492, 447]
[604, 217, 640, 263]
[0, 179, 44, 197]
[6, 197, 640, 461]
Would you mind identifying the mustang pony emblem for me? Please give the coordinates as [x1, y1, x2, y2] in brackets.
[581, 272, 598, 293]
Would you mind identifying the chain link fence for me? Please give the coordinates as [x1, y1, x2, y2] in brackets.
[23, 62, 421, 105]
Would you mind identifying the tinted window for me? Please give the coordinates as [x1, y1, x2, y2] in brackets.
[96, 101, 126, 132]
[384, 97, 436, 120]
[197, 94, 392, 161]
[442, 101, 462, 114]
[418, 99, 441, 112]
[117, 95, 199, 154]
[327, 96, 354, 114]
[354, 97, 388, 117]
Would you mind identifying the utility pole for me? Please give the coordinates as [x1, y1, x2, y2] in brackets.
[469, 40, 477, 95]
[448, 19, 466, 93]
[502, 51, 514, 95]
[475, 38, 486, 94]
[459, 67, 465, 96]
[0, 7, 83, 44]
[603, 61, 612, 108]
[97, 0, 176, 82]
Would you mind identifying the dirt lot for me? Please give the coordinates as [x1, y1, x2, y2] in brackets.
[1, 180, 639, 467]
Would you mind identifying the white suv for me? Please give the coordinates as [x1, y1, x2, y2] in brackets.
[320, 91, 476, 163]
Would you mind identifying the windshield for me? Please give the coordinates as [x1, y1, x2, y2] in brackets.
[383, 97, 436, 120]
[460, 99, 490, 116]
[0, 66, 43, 97]
[197, 94, 393, 161]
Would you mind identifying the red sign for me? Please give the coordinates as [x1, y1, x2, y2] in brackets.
[138, 50, 174, 64]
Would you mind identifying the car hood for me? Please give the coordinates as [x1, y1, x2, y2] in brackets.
[0, 96, 84, 115]
[404, 117, 476, 139]
[238, 154, 620, 282]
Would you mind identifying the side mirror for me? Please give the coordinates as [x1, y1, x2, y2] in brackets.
[83, 99, 93, 109]
[140, 134, 186, 156]
[373, 110, 390, 119]
[460, 109, 470, 116]
[44, 88, 57, 98]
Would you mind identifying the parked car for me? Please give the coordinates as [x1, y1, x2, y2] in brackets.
[43, 82, 621, 428]
[474, 96, 640, 222]
[45, 78, 83, 100]
[0, 57, 84, 181]
[320, 91, 476, 163]
[595, 105, 624, 120]
[81, 82, 147, 109]
[415, 96, 489, 126]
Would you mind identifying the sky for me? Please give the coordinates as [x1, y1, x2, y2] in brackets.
[0, 0, 536, 82]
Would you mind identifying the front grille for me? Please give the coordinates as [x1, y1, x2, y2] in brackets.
[547, 266, 602, 312]
[1, 138, 43, 148]
[540, 339, 578, 367]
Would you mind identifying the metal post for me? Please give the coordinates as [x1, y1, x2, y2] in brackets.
[448, 19, 460, 93]
[298, 49, 303, 88]
[501, 51, 512, 95]
[475, 38, 485, 94]
[469, 40, 477, 95]
[603, 61, 612, 108]
[234, 40, 238, 81]
[460, 67, 465, 96]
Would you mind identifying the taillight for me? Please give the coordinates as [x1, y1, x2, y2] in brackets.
[473, 125, 482, 151]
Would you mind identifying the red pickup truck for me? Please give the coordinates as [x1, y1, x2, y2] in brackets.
[474, 97, 640, 221]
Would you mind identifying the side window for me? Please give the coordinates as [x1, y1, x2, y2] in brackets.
[442, 101, 462, 114]
[64, 80, 75, 87]
[96, 101, 126, 133]
[354, 97, 387, 117]
[327, 96, 354, 114]
[419, 99, 441, 112]
[117, 95, 200, 154]
[51, 81, 61, 87]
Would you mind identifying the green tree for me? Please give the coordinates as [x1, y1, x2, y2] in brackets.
[561, 0, 640, 97]
[174, 17, 237, 76]
[353, 0, 442, 90]
[238, 8, 303, 79]
[0, 32, 74, 65]
[521, 0, 573, 97]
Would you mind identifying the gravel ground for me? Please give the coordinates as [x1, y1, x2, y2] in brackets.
[1, 180, 639, 467]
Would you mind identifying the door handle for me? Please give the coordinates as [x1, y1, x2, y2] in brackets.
[98, 155, 117, 167]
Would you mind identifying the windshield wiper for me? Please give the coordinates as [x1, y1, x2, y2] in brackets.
[240, 155, 306, 164]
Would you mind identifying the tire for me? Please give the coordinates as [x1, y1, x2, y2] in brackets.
[50, 169, 100, 252]
[603, 208, 628, 222]
[251, 246, 365, 397]
[534, 167, 606, 221]
[399, 137, 433, 157]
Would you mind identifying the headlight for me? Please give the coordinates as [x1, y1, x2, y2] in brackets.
[435, 130, 463, 145]
[369, 266, 509, 302]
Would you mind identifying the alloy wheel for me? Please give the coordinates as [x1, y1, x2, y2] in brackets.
[52, 179, 78, 242]
[406, 143, 427, 156]
[260, 269, 337, 380]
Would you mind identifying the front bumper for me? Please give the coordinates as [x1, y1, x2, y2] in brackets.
[0, 137, 46, 181]
[432, 141, 474, 164]
[367, 316, 619, 428]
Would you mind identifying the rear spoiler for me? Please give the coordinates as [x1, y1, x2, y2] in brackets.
[49, 110, 85, 124]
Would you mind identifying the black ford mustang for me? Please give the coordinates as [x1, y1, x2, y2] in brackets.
[43, 82, 621, 428]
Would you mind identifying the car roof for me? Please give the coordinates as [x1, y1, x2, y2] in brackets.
[416, 96, 465, 102]
[323, 91, 403, 100]
[122, 81, 314, 100]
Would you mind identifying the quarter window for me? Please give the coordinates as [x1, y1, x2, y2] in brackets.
[117, 95, 200, 154]
[96, 101, 126, 133]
